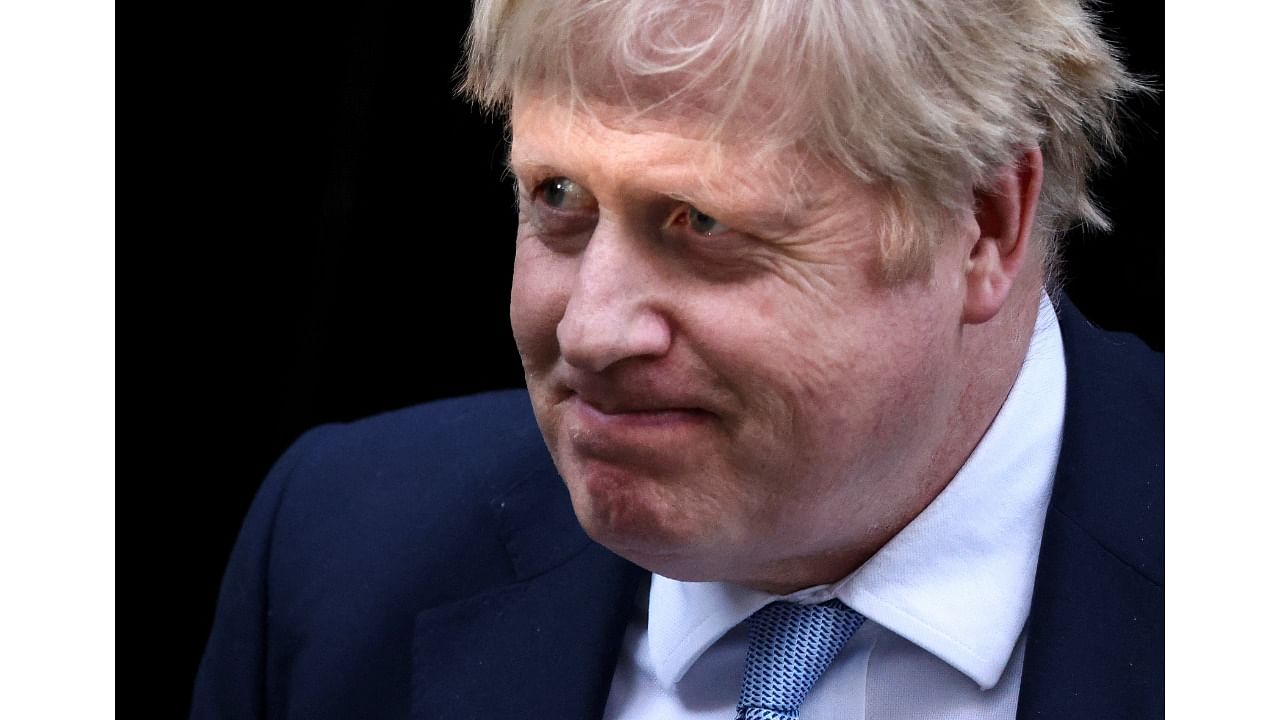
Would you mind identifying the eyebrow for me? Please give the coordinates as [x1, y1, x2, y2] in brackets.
[506, 158, 562, 185]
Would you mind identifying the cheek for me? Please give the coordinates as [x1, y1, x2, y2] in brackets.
[510, 238, 572, 369]
[712, 292, 931, 467]
[777, 306, 956, 469]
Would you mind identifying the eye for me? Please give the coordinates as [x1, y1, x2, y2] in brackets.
[667, 204, 732, 237]
[536, 176, 595, 211]
[687, 207, 730, 236]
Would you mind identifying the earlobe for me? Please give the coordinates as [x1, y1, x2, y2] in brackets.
[962, 147, 1044, 324]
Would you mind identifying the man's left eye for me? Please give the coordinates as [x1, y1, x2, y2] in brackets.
[686, 207, 731, 236]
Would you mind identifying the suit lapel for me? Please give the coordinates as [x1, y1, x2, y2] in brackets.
[1016, 300, 1164, 719]
[409, 456, 646, 720]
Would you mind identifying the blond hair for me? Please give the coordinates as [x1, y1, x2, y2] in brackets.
[460, 0, 1140, 282]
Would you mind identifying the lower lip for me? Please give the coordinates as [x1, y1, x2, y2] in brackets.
[565, 394, 716, 468]
[566, 395, 715, 451]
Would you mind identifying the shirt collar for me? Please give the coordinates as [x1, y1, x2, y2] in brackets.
[647, 292, 1066, 691]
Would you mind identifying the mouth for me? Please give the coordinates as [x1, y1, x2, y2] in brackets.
[561, 392, 718, 465]
[570, 393, 715, 425]
[553, 367, 719, 419]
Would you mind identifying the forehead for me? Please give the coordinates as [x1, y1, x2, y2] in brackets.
[509, 91, 842, 219]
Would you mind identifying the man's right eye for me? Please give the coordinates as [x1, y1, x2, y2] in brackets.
[536, 177, 596, 212]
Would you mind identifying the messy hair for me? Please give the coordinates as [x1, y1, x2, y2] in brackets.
[460, 0, 1140, 282]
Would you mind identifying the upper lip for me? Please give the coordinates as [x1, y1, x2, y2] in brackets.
[559, 372, 714, 416]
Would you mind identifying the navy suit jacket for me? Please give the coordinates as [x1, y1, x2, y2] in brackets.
[192, 300, 1163, 719]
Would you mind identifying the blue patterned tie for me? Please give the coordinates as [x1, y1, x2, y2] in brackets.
[735, 599, 866, 720]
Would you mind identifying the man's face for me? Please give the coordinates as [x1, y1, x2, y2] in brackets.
[509, 92, 973, 590]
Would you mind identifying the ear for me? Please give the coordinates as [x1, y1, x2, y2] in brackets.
[962, 147, 1044, 324]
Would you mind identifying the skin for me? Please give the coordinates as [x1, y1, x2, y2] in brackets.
[508, 91, 1044, 594]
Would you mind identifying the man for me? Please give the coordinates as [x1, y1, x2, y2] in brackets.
[193, 1, 1161, 718]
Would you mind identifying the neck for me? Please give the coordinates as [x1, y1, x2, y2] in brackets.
[926, 281, 1044, 501]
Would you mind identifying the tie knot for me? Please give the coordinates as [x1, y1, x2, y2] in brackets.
[736, 599, 865, 720]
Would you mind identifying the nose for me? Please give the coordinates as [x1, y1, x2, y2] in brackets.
[556, 224, 672, 373]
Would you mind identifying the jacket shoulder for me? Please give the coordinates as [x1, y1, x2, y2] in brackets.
[269, 389, 559, 601]
[1016, 302, 1164, 720]
[291, 388, 552, 511]
[193, 389, 570, 718]
[1055, 301, 1164, 584]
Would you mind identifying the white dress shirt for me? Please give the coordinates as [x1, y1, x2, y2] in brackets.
[603, 293, 1066, 719]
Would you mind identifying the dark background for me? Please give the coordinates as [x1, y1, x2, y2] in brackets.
[152, 2, 1161, 714]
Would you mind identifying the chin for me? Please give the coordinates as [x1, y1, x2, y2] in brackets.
[561, 455, 714, 572]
